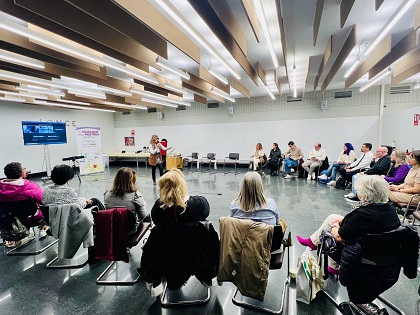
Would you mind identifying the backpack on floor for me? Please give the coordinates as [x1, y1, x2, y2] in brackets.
[335, 177, 346, 190]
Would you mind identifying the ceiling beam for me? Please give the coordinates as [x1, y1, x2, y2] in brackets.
[392, 48, 420, 84]
[313, 0, 325, 46]
[345, 34, 392, 89]
[314, 36, 332, 90]
[182, 73, 225, 103]
[321, 25, 356, 93]
[187, 0, 259, 85]
[340, 0, 355, 28]
[182, 81, 225, 103]
[229, 76, 250, 99]
[14, 0, 158, 67]
[274, 68, 282, 95]
[415, 5, 420, 30]
[64, 0, 168, 58]
[240, 0, 260, 42]
[256, 62, 267, 86]
[368, 30, 417, 79]
[198, 66, 230, 94]
[375, 0, 385, 11]
[114, 0, 200, 64]
[194, 94, 207, 104]
[276, 0, 290, 92]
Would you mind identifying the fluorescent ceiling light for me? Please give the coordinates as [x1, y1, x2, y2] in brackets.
[156, 57, 190, 80]
[265, 85, 275, 100]
[344, 57, 360, 78]
[67, 89, 106, 99]
[164, 83, 188, 95]
[293, 65, 297, 98]
[98, 86, 132, 97]
[208, 66, 228, 85]
[359, 68, 391, 92]
[34, 100, 115, 112]
[103, 101, 137, 109]
[130, 87, 190, 106]
[0, 96, 25, 103]
[414, 82, 420, 90]
[152, 0, 240, 80]
[253, 0, 279, 68]
[0, 89, 48, 99]
[0, 49, 45, 69]
[131, 105, 148, 110]
[211, 87, 235, 102]
[364, 0, 416, 56]
[17, 85, 65, 97]
[57, 99, 91, 106]
[141, 97, 178, 108]
[0, 19, 158, 84]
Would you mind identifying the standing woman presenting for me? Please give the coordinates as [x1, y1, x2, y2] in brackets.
[149, 134, 172, 185]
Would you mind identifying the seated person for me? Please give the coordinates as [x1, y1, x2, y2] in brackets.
[344, 146, 391, 202]
[297, 176, 401, 310]
[267, 143, 282, 175]
[319, 143, 356, 186]
[42, 164, 105, 210]
[302, 142, 326, 180]
[104, 167, 148, 234]
[337, 143, 374, 184]
[389, 150, 420, 205]
[230, 171, 279, 226]
[381, 149, 410, 184]
[249, 143, 264, 171]
[0, 162, 45, 246]
[284, 141, 304, 179]
[151, 168, 209, 225]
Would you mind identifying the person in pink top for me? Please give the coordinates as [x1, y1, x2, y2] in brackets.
[0, 162, 46, 246]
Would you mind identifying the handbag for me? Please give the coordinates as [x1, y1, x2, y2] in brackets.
[148, 153, 157, 166]
[0, 213, 29, 241]
[296, 247, 323, 304]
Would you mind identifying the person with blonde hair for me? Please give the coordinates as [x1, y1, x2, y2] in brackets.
[149, 134, 172, 185]
[151, 169, 209, 225]
[230, 171, 279, 225]
[381, 150, 410, 184]
[104, 167, 148, 234]
[249, 143, 265, 171]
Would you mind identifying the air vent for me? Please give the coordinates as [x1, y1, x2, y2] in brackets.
[207, 102, 219, 108]
[147, 107, 157, 113]
[286, 94, 302, 102]
[335, 91, 352, 98]
[122, 111, 131, 115]
[389, 86, 410, 94]
[176, 105, 186, 111]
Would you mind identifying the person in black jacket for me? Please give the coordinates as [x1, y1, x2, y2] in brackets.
[267, 143, 282, 175]
[345, 146, 391, 202]
[296, 176, 402, 310]
[140, 168, 219, 297]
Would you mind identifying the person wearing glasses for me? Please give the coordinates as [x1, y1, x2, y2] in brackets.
[149, 134, 172, 185]
[388, 150, 420, 205]
[284, 141, 303, 179]
[345, 147, 391, 202]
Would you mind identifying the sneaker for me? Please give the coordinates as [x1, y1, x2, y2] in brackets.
[345, 195, 360, 203]
[311, 172, 316, 179]
[307, 174, 311, 180]
[290, 168, 295, 173]
[39, 229, 47, 239]
[319, 174, 328, 180]
[344, 193, 356, 198]
[284, 174, 292, 179]
[327, 180, 336, 186]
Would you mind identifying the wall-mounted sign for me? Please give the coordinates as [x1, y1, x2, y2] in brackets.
[415, 114, 419, 126]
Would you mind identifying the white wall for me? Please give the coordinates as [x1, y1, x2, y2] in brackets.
[0, 102, 115, 176]
[113, 87, 383, 161]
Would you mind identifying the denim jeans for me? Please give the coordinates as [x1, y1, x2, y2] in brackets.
[284, 157, 298, 174]
[323, 162, 342, 181]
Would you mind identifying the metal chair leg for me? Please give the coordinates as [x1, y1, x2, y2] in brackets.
[160, 278, 210, 307]
[96, 261, 140, 285]
[46, 247, 89, 269]
[7, 237, 58, 256]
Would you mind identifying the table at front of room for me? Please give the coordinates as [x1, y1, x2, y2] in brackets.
[104, 152, 150, 169]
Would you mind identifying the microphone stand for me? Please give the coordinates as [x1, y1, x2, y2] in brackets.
[70, 158, 82, 184]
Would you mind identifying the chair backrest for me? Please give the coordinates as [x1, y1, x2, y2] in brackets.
[361, 229, 403, 266]
[0, 199, 38, 218]
[228, 153, 239, 160]
[207, 153, 216, 159]
[192, 152, 198, 159]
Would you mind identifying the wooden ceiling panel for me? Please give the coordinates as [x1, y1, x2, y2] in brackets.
[375, 0, 385, 11]
[392, 48, 420, 84]
[340, 0, 355, 28]
[198, 66, 230, 94]
[229, 76, 250, 99]
[194, 94, 207, 104]
[313, 0, 325, 46]
[240, 0, 259, 42]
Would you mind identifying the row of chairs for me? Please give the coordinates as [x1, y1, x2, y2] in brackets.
[184, 152, 241, 175]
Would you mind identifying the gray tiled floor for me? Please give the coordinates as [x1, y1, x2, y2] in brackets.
[0, 164, 418, 315]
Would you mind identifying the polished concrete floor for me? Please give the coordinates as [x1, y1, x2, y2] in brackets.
[0, 164, 419, 315]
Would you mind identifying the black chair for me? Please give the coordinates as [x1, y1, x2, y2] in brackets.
[201, 153, 217, 174]
[223, 153, 240, 175]
[394, 193, 420, 223]
[184, 152, 200, 172]
[96, 212, 151, 285]
[302, 156, 329, 179]
[318, 226, 417, 315]
[0, 199, 57, 255]
[265, 155, 283, 176]
[221, 218, 291, 314]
